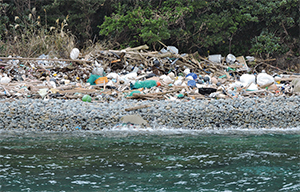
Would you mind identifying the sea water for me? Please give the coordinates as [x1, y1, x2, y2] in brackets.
[0, 128, 299, 192]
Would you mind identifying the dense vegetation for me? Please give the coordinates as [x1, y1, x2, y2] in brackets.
[0, 0, 299, 62]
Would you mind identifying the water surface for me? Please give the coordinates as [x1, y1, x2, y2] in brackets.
[1, 130, 299, 191]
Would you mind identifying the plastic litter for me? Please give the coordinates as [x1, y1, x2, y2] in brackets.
[198, 88, 217, 95]
[132, 80, 160, 89]
[38, 88, 48, 98]
[87, 74, 101, 85]
[187, 80, 196, 88]
[240, 74, 256, 85]
[0, 74, 11, 84]
[186, 73, 197, 80]
[226, 54, 236, 64]
[70, 48, 80, 60]
[82, 95, 92, 102]
[208, 54, 222, 63]
[257, 71, 274, 87]
[0, 44, 298, 101]
[246, 83, 258, 91]
[129, 90, 141, 97]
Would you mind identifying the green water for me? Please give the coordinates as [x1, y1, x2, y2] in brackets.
[0, 132, 299, 191]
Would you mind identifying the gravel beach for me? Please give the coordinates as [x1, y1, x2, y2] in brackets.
[0, 96, 299, 132]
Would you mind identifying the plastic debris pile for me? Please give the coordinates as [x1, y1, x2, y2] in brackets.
[0, 44, 299, 102]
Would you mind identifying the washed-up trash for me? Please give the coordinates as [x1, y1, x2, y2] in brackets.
[124, 72, 137, 81]
[106, 72, 119, 79]
[210, 77, 218, 84]
[70, 48, 80, 60]
[226, 54, 236, 64]
[203, 75, 211, 83]
[177, 93, 184, 98]
[208, 54, 222, 63]
[183, 68, 190, 75]
[160, 75, 173, 84]
[267, 84, 278, 91]
[95, 77, 108, 85]
[246, 56, 255, 62]
[92, 67, 104, 76]
[197, 79, 204, 84]
[132, 80, 160, 89]
[174, 79, 183, 86]
[187, 80, 196, 88]
[82, 95, 92, 102]
[167, 46, 178, 54]
[37, 54, 50, 65]
[0, 44, 297, 101]
[198, 87, 217, 95]
[236, 56, 250, 72]
[129, 90, 141, 97]
[257, 71, 274, 87]
[246, 83, 258, 91]
[161, 46, 179, 54]
[186, 73, 197, 80]
[87, 74, 101, 85]
[38, 88, 48, 98]
[186, 75, 194, 80]
[168, 72, 175, 79]
[240, 74, 256, 85]
[0, 74, 11, 84]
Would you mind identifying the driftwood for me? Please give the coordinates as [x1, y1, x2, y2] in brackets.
[125, 104, 151, 111]
[58, 88, 99, 94]
[121, 44, 149, 52]
[0, 57, 93, 63]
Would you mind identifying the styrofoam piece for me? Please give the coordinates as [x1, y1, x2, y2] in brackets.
[183, 68, 190, 75]
[168, 72, 175, 79]
[0, 74, 11, 84]
[106, 80, 114, 86]
[174, 80, 183, 86]
[70, 48, 80, 60]
[240, 74, 255, 85]
[38, 88, 48, 98]
[247, 83, 258, 91]
[124, 72, 137, 79]
[107, 72, 120, 79]
[160, 75, 173, 84]
[229, 81, 243, 89]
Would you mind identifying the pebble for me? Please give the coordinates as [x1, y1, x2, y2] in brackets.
[0, 97, 299, 131]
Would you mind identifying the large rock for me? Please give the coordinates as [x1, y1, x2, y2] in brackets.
[121, 114, 148, 126]
[292, 78, 300, 93]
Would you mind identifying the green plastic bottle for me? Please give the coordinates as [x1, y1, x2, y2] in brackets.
[82, 95, 92, 102]
[133, 80, 160, 89]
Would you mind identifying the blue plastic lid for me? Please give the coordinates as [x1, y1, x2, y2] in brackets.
[186, 73, 197, 80]
[187, 80, 197, 88]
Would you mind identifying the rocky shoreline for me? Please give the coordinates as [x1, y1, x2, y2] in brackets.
[0, 96, 299, 132]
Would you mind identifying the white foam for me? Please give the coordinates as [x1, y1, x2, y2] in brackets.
[0, 126, 299, 137]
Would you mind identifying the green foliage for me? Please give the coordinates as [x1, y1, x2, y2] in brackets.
[98, 0, 298, 57]
[250, 31, 282, 59]
[1, 0, 299, 58]
[0, 2, 9, 40]
[99, 5, 170, 48]
[42, 0, 105, 45]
